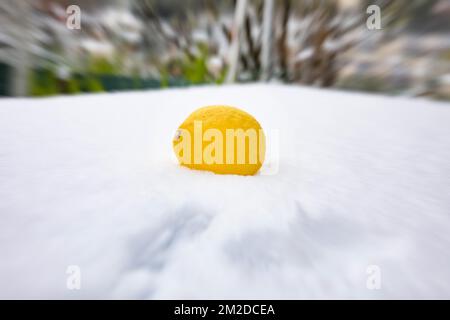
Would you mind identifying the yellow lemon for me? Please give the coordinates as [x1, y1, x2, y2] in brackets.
[173, 106, 265, 176]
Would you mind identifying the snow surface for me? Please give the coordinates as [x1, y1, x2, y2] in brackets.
[0, 84, 449, 299]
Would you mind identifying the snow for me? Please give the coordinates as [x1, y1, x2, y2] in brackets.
[0, 84, 449, 299]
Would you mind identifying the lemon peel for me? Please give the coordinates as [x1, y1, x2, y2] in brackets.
[173, 106, 265, 175]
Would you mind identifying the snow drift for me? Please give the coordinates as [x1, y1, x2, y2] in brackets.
[0, 84, 449, 299]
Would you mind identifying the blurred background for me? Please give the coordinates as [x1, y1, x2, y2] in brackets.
[0, 0, 449, 100]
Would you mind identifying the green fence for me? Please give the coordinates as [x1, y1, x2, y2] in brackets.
[2, 68, 200, 97]
[0, 63, 12, 96]
[29, 68, 195, 96]
[94, 74, 191, 91]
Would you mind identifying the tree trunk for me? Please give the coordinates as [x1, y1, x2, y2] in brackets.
[261, 0, 274, 81]
[225, 0, 248, 83]
[13, 1, 31, 96]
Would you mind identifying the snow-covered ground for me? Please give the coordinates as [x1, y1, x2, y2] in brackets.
[0, 84, 449, 299]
